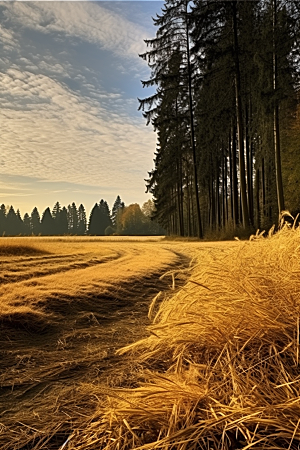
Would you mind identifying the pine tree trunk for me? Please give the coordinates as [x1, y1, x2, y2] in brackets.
[216, 169, 221, 229]
[272, 0, 285, 215]
[222, 149, 226, 228]
[185, 1, 203, 238]
[211, 177, 216, 231]
[231, 124, 239, 226]
[179, 161, 185, 235]
[262, 157, 266, 222]
[225, 152, 229, 226]
[186, 178, 191, 237]
[176, 160, 184, 236]
[189, 175, 196, 236]
[177, 183, 183, 236]
[229, 132, 234, 223]
[245, 101, 254, 225]
[232, 1, 250, 228]
[256, 167, 260, 229]
[175, 98, 184, 236]
[207, 177, 212, 232]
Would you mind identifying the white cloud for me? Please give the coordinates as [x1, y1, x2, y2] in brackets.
[0, 22, 18, 47]
[0, 2, 159, 211]
[3, 2, 152, 63]
[0, 69, 157, 192]
[38, 60, 70, 77]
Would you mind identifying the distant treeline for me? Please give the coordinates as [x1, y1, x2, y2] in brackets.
[0, 196, 164, 236]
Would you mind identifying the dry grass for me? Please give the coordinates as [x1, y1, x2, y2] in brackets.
[0, 236, 191, 449]
[62, 223, 300, 450]
[0, 237, 180, 322]
[4, 229, 299, 449]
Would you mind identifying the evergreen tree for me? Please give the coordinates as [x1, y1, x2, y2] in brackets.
[0, 204, 6, 236]
[140, 0, 300, 237]
[67, 203, 78, 234]
[6, 206, 22, 236]
[99, 199, 113, 235]
[78, 204, 87, 235]
[52, 201, 62, 235]
[41, 207, 54, 236]
[88, 203, 101, 235]
[59, 207, 69, 235]
[30, 207, 41, 235]
[111, 196, 124, 226]
[23, 213, 31, 235]
[139, 0, 203, 237]
[52, 201, 61, 220]
[16, 209, 24, 234]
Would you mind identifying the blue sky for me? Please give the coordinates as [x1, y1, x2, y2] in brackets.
[0, 1, 163, 216]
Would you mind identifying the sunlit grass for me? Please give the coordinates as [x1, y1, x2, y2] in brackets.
[68, 224, 300, 449]
[5, 231, 298, 449]
[0, 236, 189, 450]
[0, 237, 180, 328]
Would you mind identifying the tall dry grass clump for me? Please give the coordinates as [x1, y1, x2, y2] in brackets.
[70, 223, 300, 449]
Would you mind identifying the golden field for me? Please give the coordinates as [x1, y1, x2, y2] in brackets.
[1, 229, 300, 449]
[0, 236, 210, 449]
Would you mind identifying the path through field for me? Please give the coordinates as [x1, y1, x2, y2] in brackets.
[0, 237, 194, 449]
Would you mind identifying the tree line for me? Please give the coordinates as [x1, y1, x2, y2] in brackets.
[0, 196, 164, 236]
[140, 0, 300, 238]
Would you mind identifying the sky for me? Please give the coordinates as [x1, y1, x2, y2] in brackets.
[0, 1, 164, 217]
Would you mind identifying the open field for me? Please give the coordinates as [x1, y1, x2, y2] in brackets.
[0, 236, 239, 449]
[2, 230, 300, 449]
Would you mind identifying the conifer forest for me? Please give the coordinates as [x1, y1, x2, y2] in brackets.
[140, 0, 300, 238]
[0, 197, 163, 237]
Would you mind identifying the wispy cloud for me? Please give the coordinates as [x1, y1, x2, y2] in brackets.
[0, 22, 18, 48]
[0, 68, 157, 190]
[2, 2, 152, 63]
[0, 2, 160, 212]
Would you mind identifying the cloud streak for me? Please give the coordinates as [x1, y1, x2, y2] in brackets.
[2, 2, 152, 63]
[0, 2, 160, 212]
[0, 68, 157, 191]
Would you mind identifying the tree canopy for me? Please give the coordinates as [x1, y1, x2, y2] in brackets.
[140, 0, 300, 238]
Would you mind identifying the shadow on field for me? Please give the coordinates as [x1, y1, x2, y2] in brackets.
[0, 244, 50, 257]
[0, 251, 190, 450]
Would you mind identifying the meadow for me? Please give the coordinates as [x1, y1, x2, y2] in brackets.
[1, 229, 300, 449]
[0, 236, 200, 449]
